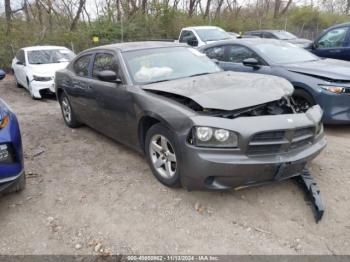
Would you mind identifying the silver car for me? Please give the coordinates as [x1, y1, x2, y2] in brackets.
[55, 42, 326, 190]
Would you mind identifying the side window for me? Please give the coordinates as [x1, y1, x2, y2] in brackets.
[179, 30, 196, 43]
[73, 55, 92, 77]
[318, 27, 348, 48]
[92, 53, 119, 79]
[251, 32, 262, 38]
[16, 50, 25, 64]
[226, 45, 262, 63]
[263, 32, 276, 39]
[204, 46, 225, 61]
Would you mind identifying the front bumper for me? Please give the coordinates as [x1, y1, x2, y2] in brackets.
[30, 80, 55, 98]
[316, 89, 350, 124]
[181, 135, 326, 190]
[0, 170, 24, 193]
[178, 105, 326, 190]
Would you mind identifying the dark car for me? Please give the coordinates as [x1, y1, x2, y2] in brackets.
[0, 70, 5, 80]
[199, 39, 350, 124]
[307, 22, 350, 61]
[0, 70, 26, 194]
[243, 30, 312, 48]
[55, 42, 326, 191]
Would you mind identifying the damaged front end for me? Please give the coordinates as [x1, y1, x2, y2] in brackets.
[199, 96, 296, 119]
[144, 73, 326, 222]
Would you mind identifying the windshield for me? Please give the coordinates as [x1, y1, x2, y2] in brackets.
[273, 31, 297, 40]
[255, 43, 319, 64]
[195, 28, 231, 42]
[28, 49, 75, 65]
[122, 47, 221, 85]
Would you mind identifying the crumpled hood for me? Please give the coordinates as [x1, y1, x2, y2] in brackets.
[283, 59, 350, 81]
[143, 71, 294, 111]
[29, 62, 69, 77]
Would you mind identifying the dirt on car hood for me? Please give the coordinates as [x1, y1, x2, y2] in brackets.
[143, 71, 293, 111]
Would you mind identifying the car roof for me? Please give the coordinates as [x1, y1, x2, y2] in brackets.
[326, 22, 350, 30]
[85, 41, 187, 53]
[199, 38, 290, 49]
[245, 30, 286, 33]
[21, 46, 70, 51]
[182, 26, 221, 30]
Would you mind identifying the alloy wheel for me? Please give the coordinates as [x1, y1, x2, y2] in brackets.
[149, 134, 177, 179]
[61, 97, 72, 123]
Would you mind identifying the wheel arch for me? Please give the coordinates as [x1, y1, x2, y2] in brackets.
[138, 115, 161, 153]
[291, 83, 317, 105]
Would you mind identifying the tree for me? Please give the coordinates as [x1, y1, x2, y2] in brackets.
[70, 0, 86, 31]
[5, 0, 12, 34]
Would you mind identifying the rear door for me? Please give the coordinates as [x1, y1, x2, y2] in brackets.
[312, 26, 350, 60]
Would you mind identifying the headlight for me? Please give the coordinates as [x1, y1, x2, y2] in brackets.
[33, 75, 52, 81]
[0, 144, 14, 163]
[196, 127, 213, 141]
[193, 127, 238, 148]
[0, 111, 9, 129]
[319, 85, 345, 94]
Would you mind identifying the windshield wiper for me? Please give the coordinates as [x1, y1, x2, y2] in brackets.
[189, 72, 211, 77]
[148, 79, 172, 84]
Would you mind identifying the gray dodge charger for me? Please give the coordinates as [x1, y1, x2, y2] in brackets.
[55, 42, 327, 191]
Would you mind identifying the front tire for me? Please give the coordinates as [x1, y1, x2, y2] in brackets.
[292, 89, 315, 113]
[59, 92, 81, 128]
[145, 124, 181, 188]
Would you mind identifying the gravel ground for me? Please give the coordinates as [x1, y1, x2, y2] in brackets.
[0, 75, 350, 255]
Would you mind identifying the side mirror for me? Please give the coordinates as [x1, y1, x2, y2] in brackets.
[0, 70, 5, 80]
[97, 70, 122, 84]
[243, 58, 260, 69]
[187, 38, 198, 47]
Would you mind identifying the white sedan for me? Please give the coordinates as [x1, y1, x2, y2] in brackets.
[11, 46, 75, 99]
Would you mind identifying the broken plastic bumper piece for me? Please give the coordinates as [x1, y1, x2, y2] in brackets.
[295, 169, 325, 223]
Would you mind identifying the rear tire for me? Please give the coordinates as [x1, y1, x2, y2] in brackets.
[3, 174, 26, 195]
[292, 89, 315, 113]
[145, 123, 181, 188]
[59, 92, 81, 128]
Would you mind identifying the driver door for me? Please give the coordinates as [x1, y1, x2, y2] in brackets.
[88, 51, 133, 144]
[205, 44, 273, 75]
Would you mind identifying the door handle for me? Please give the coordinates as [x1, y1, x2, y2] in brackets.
[329, 49, 341, 53]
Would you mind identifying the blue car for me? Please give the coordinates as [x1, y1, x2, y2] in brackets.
[307, 22, 350, 61]
[0, 69, 26, 194]
[199, 39, 350, 124]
